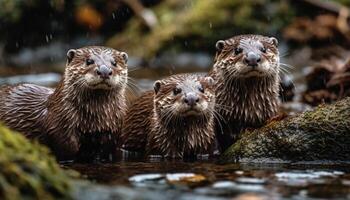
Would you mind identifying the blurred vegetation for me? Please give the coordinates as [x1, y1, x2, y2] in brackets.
[221, 97, 350, 162]
[0, 0, 63, 22]
[0, 0, 349, 58]
[107, 0, 295, 59]
[0, 0, 138, 53]
[0, 123, 72, 200]
[334, 0, 350, 6]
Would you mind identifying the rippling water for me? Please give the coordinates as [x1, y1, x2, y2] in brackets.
[65, 159, 350, 200]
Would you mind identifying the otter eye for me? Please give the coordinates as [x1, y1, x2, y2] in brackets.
[234, 47, 243, 55]
[111, 60, 117, 67]
[173, 88, 182, 95]
[86, 59, 94, 65]
[198, 86, 204, 93]
[260, 47, 267, 53]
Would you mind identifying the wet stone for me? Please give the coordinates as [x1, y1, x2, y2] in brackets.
[235, 177, 266, 184]
[129, 173, 208, 188]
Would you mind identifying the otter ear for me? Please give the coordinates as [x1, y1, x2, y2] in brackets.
[120, 52, 128, 63]
[153, 80, 162, 94]
[215, 40, 225, 51]
[269, 37, 278, 47]
[204, 76, 215, 87]
[67, 49, 76, 63]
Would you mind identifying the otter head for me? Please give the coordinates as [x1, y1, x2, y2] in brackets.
[153, 74, 215, 122]
[214, 35, 279, 79]
[65, 46, 128, 90]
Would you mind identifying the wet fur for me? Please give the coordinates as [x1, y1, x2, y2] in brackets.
[210, 34, 280, 151]
[121, 74, 216, 158]
[0, 46, 128, 161]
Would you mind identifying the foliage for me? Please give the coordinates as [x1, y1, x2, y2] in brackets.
[0, 0, 131, 53]
[0, 0, 65, 23]
[107, 0, 295, 59]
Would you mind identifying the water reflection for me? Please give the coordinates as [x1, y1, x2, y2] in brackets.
[65, 160, 350, 200]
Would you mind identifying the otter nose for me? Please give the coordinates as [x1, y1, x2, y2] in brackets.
[184, 93, 199, 107]
[96, 65, 112, 79]
[244, 52, 261, 67]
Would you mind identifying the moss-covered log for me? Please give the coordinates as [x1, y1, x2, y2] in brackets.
[221, 97, 350, 163]
[0, 123, 72, 200]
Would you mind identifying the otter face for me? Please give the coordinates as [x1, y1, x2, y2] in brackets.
[153, 75, 215, 120]
[65, 46, 128, 90]
[214, 35, 279, 78]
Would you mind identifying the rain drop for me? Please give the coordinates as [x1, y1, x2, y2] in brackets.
[45, 35, 49, 43]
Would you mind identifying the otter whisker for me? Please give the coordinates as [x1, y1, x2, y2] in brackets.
[280, 62, 295, 69]
[122, 73, 216, 158]
[160, 108, 175, 129]
[0, 46, 128, 161]
[126, 77, 142, 90]
[211, 34, 281, 151]
[128, 66, 141, 72]
[211, 108, 227, 124]
[124, 78, 142, 98]
[125, 83, 141, 98]
[213, 103, 234, 112]
[280, 51, 290, 58]
[279, 69, 289, 76]
[208, 109, 225, 135]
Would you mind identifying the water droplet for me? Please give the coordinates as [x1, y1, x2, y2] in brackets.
[45, 35, 49, 43]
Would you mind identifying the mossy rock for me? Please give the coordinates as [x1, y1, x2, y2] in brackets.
[0, 123, 72, 200]
[221, 97, 350, 163]
[107, 0, 294, 59]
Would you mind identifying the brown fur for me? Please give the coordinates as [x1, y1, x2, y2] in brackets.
[210, 34, 280, 151]
[0, 46, 128, 161]
[121, 74, 216, 158]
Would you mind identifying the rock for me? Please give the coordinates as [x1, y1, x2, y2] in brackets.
[128, 173, 208, 188]
[221, 97, 350, 162]
[0, 123, 72, 199]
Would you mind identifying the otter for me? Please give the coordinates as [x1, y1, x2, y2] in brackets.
[210, 34, 280, 152]
[121, 74, 216, 158]
[0, 46, 128, 161]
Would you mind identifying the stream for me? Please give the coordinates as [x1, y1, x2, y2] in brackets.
[1, 51, 349, 200]
[66, 160, 350, 200]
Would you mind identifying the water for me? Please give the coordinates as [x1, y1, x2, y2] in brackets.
[65, 160, 350, 200]
[1, 52, 349, 199]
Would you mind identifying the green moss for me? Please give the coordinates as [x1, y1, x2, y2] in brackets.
[0, 123, 72, 200]
[221, 97, 350, 162]
[107, 0, 295, 59]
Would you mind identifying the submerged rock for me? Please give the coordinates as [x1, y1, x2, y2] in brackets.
[221, 97, 350, 162]
[0, 123, 72, 199]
